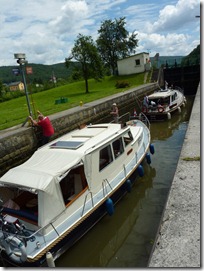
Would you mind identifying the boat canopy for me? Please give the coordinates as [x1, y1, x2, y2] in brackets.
[148, 89, 175, 99]
[0, 148, 84, 227]
[0, 123, 127, 227]
[0, 148, 83, 191]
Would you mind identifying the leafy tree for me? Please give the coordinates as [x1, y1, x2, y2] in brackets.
[0, 80, 3, 98]
[65, 34, 104, 93]
[96, 17, 139, 75]
[181, 44, 200, 66]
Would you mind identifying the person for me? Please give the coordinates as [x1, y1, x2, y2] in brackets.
[165, 81, 168, 90]
[143, 95, 149, 108]
[29, 110, 54, 145]
[150, 100, 156, 107]
[110, 103, 119, 123]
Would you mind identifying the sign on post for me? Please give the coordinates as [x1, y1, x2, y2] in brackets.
[26, 66, 33, 74]
[12, 68, 20, 76]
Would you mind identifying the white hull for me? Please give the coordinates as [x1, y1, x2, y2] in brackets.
[0, 119, 154, 266]
[142, 86, 186, 120]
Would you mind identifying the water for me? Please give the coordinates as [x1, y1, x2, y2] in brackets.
[55, 96, 194, 267]
[0, 96, 194, 267]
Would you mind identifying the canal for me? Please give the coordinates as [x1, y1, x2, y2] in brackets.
[55, 95, 195, 267]
[0, 95, 195, 268]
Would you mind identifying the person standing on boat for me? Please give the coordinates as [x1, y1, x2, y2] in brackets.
[110, 103, 119, 123]
[29, 110, 54, 145]
[143, 95, 149, 108]
[165, 81, 168, 90]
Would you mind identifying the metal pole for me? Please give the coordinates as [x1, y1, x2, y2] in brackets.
[20, 64, 32, 117]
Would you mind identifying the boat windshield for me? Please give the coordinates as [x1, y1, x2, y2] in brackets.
[149, 96, 170, 106]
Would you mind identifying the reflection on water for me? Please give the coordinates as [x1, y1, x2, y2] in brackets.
[56, 96, 194, 268]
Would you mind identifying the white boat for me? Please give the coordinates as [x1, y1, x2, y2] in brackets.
[141, 83, 186, 121]
[0, 117, 154, 267]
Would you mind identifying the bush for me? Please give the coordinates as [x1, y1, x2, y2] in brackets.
[115, 80, 130, 88]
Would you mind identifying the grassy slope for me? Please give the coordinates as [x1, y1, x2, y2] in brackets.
[1, 73, 146, 130]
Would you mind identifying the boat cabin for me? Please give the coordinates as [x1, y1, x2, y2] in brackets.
[0, 124, 142, 230]
[147, 89, 178, 107]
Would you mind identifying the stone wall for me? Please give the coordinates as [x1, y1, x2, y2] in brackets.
[0, 83, 158, 177]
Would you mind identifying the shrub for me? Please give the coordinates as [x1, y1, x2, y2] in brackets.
[115, 80, 130, 88]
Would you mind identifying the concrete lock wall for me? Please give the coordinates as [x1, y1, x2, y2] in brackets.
[0, 83, 158, 177]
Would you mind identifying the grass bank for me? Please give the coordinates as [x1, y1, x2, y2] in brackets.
[1, 73, 146, 130]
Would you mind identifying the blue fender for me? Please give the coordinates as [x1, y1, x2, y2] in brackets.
[146, 153, 151, 164]
[126, 179, 132, 193]
[150, 144, 155, 155]
[105, 198, 114, 216]
[137, 164, 144, 177]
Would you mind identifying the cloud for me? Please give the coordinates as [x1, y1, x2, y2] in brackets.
[146, 0, 200, 33]
[123, 0, 200, 57]
[0, 0, 200, 66]
[50, 1, 90, 35]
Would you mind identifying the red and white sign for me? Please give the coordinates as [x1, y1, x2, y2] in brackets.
[26, 66, 33, 74]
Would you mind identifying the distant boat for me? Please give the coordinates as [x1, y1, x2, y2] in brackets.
[0, 116, 154, 267]
[141, 82, 186, 121]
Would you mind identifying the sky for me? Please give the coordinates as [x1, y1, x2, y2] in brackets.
[0, 0, 201, 66]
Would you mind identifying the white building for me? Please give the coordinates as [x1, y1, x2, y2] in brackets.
[117, 52, 151, 75]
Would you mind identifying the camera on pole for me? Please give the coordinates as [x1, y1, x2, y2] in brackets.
[16, 58, 28, 65]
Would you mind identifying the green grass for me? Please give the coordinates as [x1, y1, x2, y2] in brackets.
[0, 73, 146, 130]
[182, 156, 200, 161]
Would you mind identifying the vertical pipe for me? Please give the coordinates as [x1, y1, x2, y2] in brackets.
[20, 64, 32, 117]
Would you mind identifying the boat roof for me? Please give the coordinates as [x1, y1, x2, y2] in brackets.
[148, 88, 177, 99]
[0, 123, 132, 191]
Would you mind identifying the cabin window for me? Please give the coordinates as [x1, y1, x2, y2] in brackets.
[99, 145, 113, 171]
[172, 93, 177, 102]
[158, 98, 164, 105]
[112, 138, 124, 159]
[59, 166, 87, 205]
[135, 59, 140, 66]
[123, 130, 133, 146]
[160, 97, 170, 105]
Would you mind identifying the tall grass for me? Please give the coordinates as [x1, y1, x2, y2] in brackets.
[0, 73, 146, 130]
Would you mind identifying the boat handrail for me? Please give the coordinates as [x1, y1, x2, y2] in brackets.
[0, 204, 73, 241]
[110, 111, 150, 129]
[102, 179, 113, 197]
[81, 191, 94, 217]
[109, 112, 131, 124]
[0, 190, 94, 241]
[130, 112, 150, 130]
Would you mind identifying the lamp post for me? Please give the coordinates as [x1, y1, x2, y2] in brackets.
[14, 53, 32, 117]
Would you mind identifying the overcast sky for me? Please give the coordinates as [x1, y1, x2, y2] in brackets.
[0, 0, 200, 66]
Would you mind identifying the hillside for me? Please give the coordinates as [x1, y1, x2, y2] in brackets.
[0, 62, 75, 84]
[150, 55, 184, 68]
[0, 56, 183, 84]
[181, 44, 200, 66]
[0, 48, 199, 84]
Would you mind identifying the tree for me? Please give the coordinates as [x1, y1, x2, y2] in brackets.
[96, 17, 139, 75]
[181, 44, 200, 66]
[0, 80, 3, 99]
[65, 34, 104, 93]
